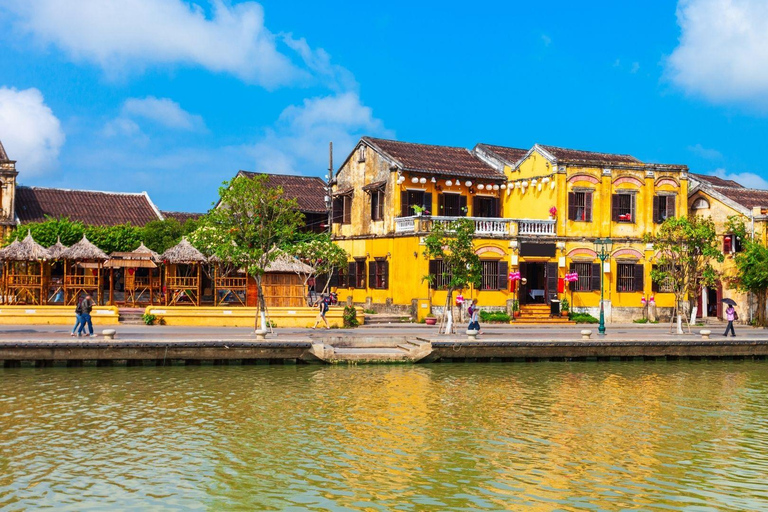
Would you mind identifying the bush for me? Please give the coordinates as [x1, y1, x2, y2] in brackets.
[343, 306, 359, 328]
[363, 308, 376, 314]
[142, 313, 156, 325]
[479, 311, 511, 323]
[569, 312, 599, 324]
[633, 318, 648, 324]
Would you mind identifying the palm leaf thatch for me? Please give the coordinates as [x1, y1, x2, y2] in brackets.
[162, 237, 206, 264]
[265, 249, 314, 274]
[60, 235, 108, 261]
[47, 237, 68, 260]
[0, 232, 51, 261]
[134, 243, 161, 262]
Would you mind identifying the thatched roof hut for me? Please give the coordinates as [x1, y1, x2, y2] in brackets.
[134, 243, 161, 262]
[47, 237, 68, 260]
[60, 235, 108, 261]
[265, 250, 314, 274]
[161, 237, 206, 264]
[0, 232, 51, 261]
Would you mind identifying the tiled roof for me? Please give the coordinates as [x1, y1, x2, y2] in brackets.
[363, 137, 503, 179]
[691, 173, 743, 188]
[362, 180, 386, 191]
[538, 144, 641, 166]
[15, 186, 162, 226]
[475, 143, 529, 165]
[162, 211, 204, 224]
[238, 171, 327, 213]
[0, 139, 9, 162]
[713, 186, 768, 210]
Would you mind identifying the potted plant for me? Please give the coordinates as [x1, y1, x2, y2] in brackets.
[561, 297, 570, 317]
[512, 299, 520, 318]
[412, 205, 426, 216]
[549, 206, 558, 219]
[425, 313, 437, 325]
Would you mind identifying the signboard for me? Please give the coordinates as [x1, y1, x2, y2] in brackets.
[520, 243, 556, 258]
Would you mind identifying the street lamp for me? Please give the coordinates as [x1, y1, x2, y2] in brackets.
[593, 237, 613, 335]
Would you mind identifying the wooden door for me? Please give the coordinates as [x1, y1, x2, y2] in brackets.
[519, 262, 528, 305]
[546, 262, 558, 304]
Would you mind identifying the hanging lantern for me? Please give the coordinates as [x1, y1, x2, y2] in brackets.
[493, 184, 500, 191]
[531, 179, 537, 187]
[550, 181, 556, 190]
[465, 181, 472, 187]
[478, 184, 485, 190]
[411, 177, 418, 183]
[542, 177, 550, 184]
[537, 183, 542, 191]
[506, 188, 511, 196]
[419, 177, 427, 184]
[446, 180, 453, 187]
[431, 177, 437, 183]
[515, 182, 521, 189]
[521, 181, 528, 188]
[500, 184, 506, 190]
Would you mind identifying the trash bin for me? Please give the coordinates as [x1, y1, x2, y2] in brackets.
[550, 299, 561, 317]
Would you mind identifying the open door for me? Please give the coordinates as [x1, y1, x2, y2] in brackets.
[546, 262, 558, 304]
[519, 262, 528, 305]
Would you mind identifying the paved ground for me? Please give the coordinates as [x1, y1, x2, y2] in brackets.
[1, 321, 766, 343]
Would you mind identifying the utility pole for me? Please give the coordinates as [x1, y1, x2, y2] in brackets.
[327, 142, 333, 235]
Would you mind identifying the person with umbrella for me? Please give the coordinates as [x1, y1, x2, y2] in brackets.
[722, 298, 738, 337]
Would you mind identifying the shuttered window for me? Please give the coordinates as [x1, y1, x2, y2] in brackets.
[617, 263, 644, 292]
[400, 190, 432, 216]
[439, 193, 466, 217]
[571, 262, 593, 292]
[368, 259, 388, 289]
[473, 196, 500, 218]
[723, 234, 742, 254]
[653, 195, 676, 223]
[429, 259, 452, 289]
[651, 264, 675, 293]
[568, 191, 593, 222]
[612, 193, 635, 223]
[480, 260, 508, 290]
[371, 190, 383, 221]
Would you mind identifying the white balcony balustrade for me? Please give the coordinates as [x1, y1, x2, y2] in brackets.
[516, 219, 556, 236]
[394, 215, 511, 236]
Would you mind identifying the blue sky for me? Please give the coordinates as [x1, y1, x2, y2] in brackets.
[1, 0, 767, 212]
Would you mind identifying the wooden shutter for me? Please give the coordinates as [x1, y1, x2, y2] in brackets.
[347, 262, 356, 288]
[368, 261, 376, 289]
[634, 264, 644, 292]
[651, 265, 658, 293]
[498, 261, 508, 291]
[569, 262, 575, 291]
[329, 269, 339, 288]
[723, 235, 732, 253]
[381, 261, 389, 290]
[423, 193, 433, 215]
[585, 192, 593, 222]
[519, 262, 527, 303]
[568, 192, 576, 221]
[459, 195, 467, 216]
[428, 260, 439, 289]
[495, 197, 502, 218]
[591, 263, 601, 291]
[546, 262, 558, 303]
[401, 191, 409, 217]
[631, 194, 636, 223]
[473, 196, 481, 217]
[666, 195, 675, 220]
[653, 196, 660, 224]
[438, 193, 445, 215]
[332, 197, 344, 223]
[343, 197, 352, 224]
[611, 194, 619, 222]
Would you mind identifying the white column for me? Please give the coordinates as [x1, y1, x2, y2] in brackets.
[701, 286, 708, 318]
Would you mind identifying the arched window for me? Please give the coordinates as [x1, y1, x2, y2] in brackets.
[692, 197, 710, 210]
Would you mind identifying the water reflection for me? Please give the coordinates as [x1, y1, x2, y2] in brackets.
[1, 362, 768, 510]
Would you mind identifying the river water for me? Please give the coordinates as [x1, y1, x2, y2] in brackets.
[2, 362, 768, 511]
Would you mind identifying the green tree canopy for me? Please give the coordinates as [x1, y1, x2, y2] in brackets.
[727, 217, 768, 327]
[291, 236, 349, 296]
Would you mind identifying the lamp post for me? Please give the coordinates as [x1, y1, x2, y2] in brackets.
[593, 237, 613, 335]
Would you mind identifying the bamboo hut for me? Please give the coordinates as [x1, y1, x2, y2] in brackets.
[47, 237, 68, 304]
[162, 237, 206, 306]
[60, 235, 108, 305]
[0, 233, 51, 305]
[106, 243, 162, 306]
[259, 251, 314, 307]
[211, 254, 247, 307]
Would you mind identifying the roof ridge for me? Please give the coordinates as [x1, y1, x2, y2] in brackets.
[712, 184, 768, 193]
[477, 142, 528, 151]
[538, 143, 638, 159]
[364, 136, 472, 152]
[238, 170, 326, 181]
[17, 185, 150, 196]
[0, 139, 9, 162]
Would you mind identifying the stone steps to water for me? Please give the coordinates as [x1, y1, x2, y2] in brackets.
[310, 337, 432, 363]
[361, 314, 413, 326]
[119, 308, 146, 325]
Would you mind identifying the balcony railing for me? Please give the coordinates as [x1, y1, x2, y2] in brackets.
[395, 215, 511, 236]
[516, 219, 556, 236]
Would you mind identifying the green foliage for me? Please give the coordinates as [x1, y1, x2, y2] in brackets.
[561, 297, 569, 312]
[511, 299, 519, 312]
[85, 224, 143, 254]
[142, 313, 157, 325]
[423, 218, 482, 293]
[291, 236, 349, 293]
[633, 318, 648, 324]
[569, 312, 599, 324]
[343, 305, 359, 328]
[727, 217, 768, 326]
[7, 217, 86, 246]
[142, 218, 199, 254]
[644, 216, 723, 313]
[479, 311, 510, 323]
[363, 308, 376, 314]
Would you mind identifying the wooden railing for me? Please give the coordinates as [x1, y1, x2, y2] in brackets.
[65, 275, 99, 287]
[6, 274, 43, 286]
[166, 276, 199, 289]
[129, 276, 162, 288]
[215, 276, 248, 289]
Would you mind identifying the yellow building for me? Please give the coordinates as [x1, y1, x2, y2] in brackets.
[332, 137, 689, 323]
[688, 174, 768, 321]
[0, 140, 18, 239]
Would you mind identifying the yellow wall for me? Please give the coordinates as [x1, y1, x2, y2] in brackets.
[144, 306, 363, 328]
[0, 306, 119, 325]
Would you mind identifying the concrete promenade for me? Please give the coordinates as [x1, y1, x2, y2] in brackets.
[2, 322, 768, 365]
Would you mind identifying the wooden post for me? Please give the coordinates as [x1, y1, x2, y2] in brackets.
[197, 263, 201, 307]
[109, 267, 114, 306]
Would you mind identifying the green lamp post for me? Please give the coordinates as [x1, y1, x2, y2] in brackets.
[593, 237, 613, 335]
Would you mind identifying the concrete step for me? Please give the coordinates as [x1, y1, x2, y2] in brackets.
[362, 314, 412, 325]
[309, 338, 433, 363]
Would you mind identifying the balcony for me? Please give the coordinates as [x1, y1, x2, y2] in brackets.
[516, 219, 556, 236]
[395, 216, 511, 236]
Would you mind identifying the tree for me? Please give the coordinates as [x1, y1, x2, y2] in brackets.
[290, 236, 349, 300]
[644, 216, 723, 332]
[85, 224, 144, 254]
[423, 218, 482, 334]
[727, 217, 768, 327]
[6, 216, 86, 246]
[197, 175, 305, 333]
[142, 218, 199, 254]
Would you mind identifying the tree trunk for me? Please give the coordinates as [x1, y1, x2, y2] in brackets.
[757, 292, 767, 328]
[443, 288, 454, 335]
[254, 274, 268, 332]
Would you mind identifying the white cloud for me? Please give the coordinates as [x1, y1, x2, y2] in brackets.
[667, 0, 768, 106]
[122, 96, 206, 131]
[0, 86, 64, 176]
[712, 168, 768, 189]
[688, 143, 722, 160]
[247, 92, 393, 175]
[3, 0, 307, 88]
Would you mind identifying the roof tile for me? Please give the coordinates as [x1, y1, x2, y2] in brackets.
[475, 143, 529, 165]
[238, 172, 328, 213]
[162, 211, 204, 224]
[538, 144, 641, 166]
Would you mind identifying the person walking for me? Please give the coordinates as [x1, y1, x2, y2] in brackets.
[312, 295, 330, 329]
[70, 295, 84, 337]
[723, 304, 737, 337]
[467, 299, 482, 334]
[79, 293, 96, 337]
